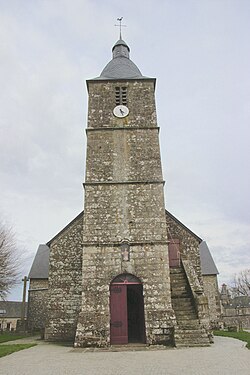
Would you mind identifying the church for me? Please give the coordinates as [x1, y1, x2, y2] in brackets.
[27, 34, 221, 348]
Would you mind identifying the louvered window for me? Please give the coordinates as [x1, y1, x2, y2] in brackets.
[115, 87, 127, 105]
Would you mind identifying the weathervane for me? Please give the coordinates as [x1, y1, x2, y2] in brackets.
[115, 17, 127, 39]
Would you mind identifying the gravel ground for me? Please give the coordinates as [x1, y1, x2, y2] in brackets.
[0, 336, 249, 375]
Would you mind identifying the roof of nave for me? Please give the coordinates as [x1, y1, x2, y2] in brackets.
[28, 244, 50, 279]
[200, 241, 219, 275]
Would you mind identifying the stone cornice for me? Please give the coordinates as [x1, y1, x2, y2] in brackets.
[86, 126, 160, 132]
[83, 180, 165, 187]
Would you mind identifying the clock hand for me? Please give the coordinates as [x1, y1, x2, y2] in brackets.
[120, 108, 125, 115]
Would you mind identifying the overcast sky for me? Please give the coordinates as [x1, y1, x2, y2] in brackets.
[0, 0, 249, 301]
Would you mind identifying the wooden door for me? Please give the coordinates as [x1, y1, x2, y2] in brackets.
[110, 284, 128, 344]
[168, 239, 180, 267]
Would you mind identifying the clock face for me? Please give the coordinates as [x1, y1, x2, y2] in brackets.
[113, 105, 129, 118]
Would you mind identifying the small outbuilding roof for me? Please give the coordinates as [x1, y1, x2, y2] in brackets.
[226, 296, 250, 308]
[28, 244, 50, 279]
[199, 241, 219, 275]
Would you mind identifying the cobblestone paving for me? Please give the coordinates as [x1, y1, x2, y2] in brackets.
[0, 336, 249, 375]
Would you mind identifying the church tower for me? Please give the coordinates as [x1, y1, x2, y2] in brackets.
[74, 37, 176, 346]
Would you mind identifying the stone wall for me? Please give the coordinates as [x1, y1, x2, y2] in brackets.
[27, 279, 48, 332]
[87, 80, 157, 129]
[166, 212, 203, 285]
[75, 243, 175, 347]
[75, 78, 175, 346]
[166, 212, 212, 328]
[45, 213, 83, 341]
[203, 275, 221, 327]
[83, 184, 167, 244]
[222, 305, 250, 329]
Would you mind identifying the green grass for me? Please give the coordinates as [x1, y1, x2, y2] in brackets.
[213, 330, 250, 349]
[0, 343, 37, 358]
[0, 333, 31, 344]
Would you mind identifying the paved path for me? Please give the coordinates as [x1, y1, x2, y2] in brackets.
[0, 336, 249, 375]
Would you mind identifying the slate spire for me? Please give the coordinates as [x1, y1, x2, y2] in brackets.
[97, 38, 146, 80]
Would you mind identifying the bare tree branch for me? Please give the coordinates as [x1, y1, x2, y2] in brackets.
[230, 269, 250, 297]
[0, 223, 20, 300]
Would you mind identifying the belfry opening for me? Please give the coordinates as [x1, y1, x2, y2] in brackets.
[110, 274, 146, 345]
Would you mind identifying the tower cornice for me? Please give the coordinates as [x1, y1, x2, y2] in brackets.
[86, 77, 156, 92]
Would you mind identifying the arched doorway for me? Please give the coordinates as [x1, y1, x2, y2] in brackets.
[110, 273, 146, 345]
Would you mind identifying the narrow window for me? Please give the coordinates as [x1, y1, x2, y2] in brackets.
[115, 87, 127, 105]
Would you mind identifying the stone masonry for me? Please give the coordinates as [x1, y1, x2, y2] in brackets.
[27, 37, 217, 347]
[203, 275, 221, 327]
[45, 213, 83, 341]
[27, 279, 48, 332]
[74, 77, 176, 347]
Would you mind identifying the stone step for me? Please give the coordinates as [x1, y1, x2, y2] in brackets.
[174, 330, 210, 347]
[173, 308, 196, 315]
[170, 280, 187, 285]
[171, 288, 189, 294]
[176, 318, 200, 330]
[172, 301, 194, 309]
[176, 314, 197, 327]
[172, 302, 196, 314]
[175, 330, 208, 338]
[170, 265, 210, 348]
[172, 296, 193, 304]
[171, 292, 190, 298]
[170, 267, 184, 274]
[172, 297, 194, 305]
[175, 342, 210, 348]
[170, 279, 187, 286]
[170, 273, 186, 279]
[170, 272, 186, 278]
[173, 304, 196, 311]
[175, 336, 209, 344]
[175, 328, 207, 334]
[174, 309, 196, 316]
[170, 273, 186, 277]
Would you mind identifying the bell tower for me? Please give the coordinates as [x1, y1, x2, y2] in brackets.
[75, 36, 176, 347]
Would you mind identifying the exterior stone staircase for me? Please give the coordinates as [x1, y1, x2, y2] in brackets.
[170, 266, 210, 347]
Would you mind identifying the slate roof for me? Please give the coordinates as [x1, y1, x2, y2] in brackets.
[92, 38, 151, 80]
[0, 301, 27, 318]
[28, 244, 50, 279]
[199, 241, 219, 275]
[226, 296, 250, 308]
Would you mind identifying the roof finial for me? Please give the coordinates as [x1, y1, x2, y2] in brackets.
[115, 17, 127, 39]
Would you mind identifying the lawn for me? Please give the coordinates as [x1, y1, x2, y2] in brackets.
[0, 343, 37, 358]
[0, 333, 31, 344]
[213, 330, 250, 349]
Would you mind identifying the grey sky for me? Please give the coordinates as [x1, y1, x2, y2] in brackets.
[0, 0, 249, 300]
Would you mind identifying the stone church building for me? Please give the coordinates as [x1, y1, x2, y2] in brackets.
[27, 37, 220, 347]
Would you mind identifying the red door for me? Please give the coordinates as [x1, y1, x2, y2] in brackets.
[110, 284, 128, 344]
[168, 239, 180, 267]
